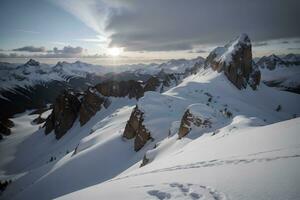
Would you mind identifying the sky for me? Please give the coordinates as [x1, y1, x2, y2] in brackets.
[0, 0, 299, 65]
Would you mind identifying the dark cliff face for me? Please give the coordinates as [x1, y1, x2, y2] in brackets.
[205, 34, 260, 90]
[44, 90, 81, 139]
[44, 77, 164, 140]
[0, 119, 14, 136]
[178, 109, 212, 139]
[95, 80, 145, 99]
[79, 88, 108, 126]
[122, 106, 151, 151]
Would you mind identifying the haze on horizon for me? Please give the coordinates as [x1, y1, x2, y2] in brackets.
[0, 0, 299, 65]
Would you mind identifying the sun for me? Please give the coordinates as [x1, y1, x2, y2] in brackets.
[107, 47, 123, 57]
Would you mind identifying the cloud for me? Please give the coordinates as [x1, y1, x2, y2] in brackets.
[0, 52, 108, 59]
[1, 45, 86, 58]
[102, 0, 300, 51]
[52, 46, 84, 55]
[189, 49, 208, 53]
[0, 53, 20, 58]
[253, 42, 269, 47]
[281, 41, 289, 44]
[0, 45, 112, 58]
[13, 46, 46, 52]
[288, 47, 300, 50]
[15, 29, 40, 34]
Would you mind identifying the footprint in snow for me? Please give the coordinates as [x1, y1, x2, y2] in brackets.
[146, 182, 226, 200]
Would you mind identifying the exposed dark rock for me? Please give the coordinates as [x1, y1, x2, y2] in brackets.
[276, 105, 282, 112]
[123, 106, 151, 151]
[140, 154, 150, 167]
[79, 87, 107, 125]
[0, 179, 12, 192]
[178, 107, 213, 139]
[249, 62, 261, 90]
[134, 126, 151, 151]
[29, 106, 52, 115]
[25, 59, 40, 66]
[95, 80, 144, 99]
[44, 90, 81, 139]
[0, 119, 14, 136]
[205, 34, 260, 90]
[32, 116, 46, 124]
[144, 76, 161, 92]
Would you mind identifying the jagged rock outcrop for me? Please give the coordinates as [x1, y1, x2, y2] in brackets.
[25, 59, 40, 66]
[178, 104, 215, 139]
[248, 62, 261, 90]
[205, 34, 260, 90]
[43, 78, 162, 139]
[96, 80, 144, 99]
[29, 106, 52, 116]
[44, 90, 81, 139]
[79, 87, 110, 125]
[144, 76, 161, 92]
[32, 116, 46, 124]
[123, 106, 151, 151]
[0, 119, 14, 136]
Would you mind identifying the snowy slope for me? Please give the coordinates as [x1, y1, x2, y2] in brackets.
[1, 63, 300, 200]
[58, 117, 300, 200]
[256, 54, 300, 93]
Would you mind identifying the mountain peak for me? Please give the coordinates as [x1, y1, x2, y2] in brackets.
[205, 33, 260, 90]
[25, 59, 40, 66]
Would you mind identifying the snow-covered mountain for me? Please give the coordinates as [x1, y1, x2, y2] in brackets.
[0, 59, 107, 93]
[256, 54, 300, 93]
[0, 58, 204, 130]
[0, 34, 300, 200]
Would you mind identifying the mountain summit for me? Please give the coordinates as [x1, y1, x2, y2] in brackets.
[205, 34, 261, 90]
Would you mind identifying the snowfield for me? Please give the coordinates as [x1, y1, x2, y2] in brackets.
[1, 63, 300, 200]
[58, 117, 300, 200]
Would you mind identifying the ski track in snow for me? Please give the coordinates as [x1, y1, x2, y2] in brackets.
[111, 152, 300, 183]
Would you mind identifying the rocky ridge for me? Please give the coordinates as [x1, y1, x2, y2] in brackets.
[205, 33, 261, 90]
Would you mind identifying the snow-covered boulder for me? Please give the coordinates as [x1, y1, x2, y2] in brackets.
[205, 33, 261, 90]
[178, 104, 216, 139]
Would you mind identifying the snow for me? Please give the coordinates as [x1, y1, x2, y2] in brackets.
[210, 34, 250, 65]
[0, 112, 40, 177]
[260, 64, 300, 89]
[187, 103, 217, 121]
[132, 57, 204, 76]
[1, 58, 300, 200]
[255, 54, 300, 91]
[0, 57, 204, 96]
[57, 117, 300, 200]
